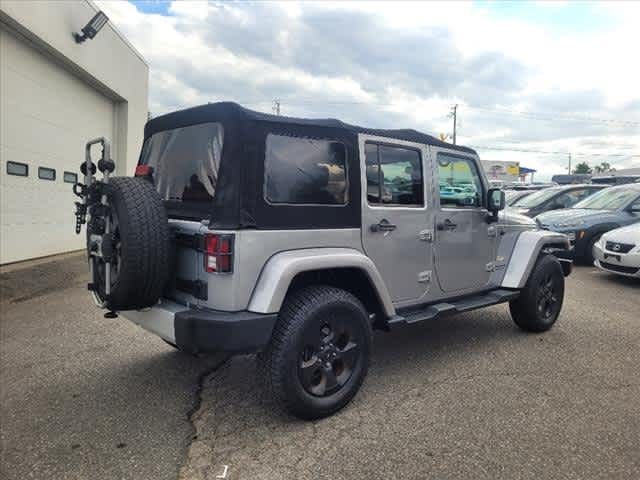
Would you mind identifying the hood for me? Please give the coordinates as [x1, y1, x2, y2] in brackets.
[535, 208, 617, 227]
[506, 206, 533, 216]
[601, 223, 640, 244]
[499, 209, 537, 227]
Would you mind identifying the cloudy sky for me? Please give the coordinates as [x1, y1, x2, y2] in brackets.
[98, 0, 639, 180]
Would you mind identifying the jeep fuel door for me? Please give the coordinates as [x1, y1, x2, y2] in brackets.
[433, 151, 496, 293]
[359, 136, 432, 303]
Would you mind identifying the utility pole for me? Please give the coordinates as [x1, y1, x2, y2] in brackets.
[567, 153, 572, 174]
[450, 104, 458, 144]
[272, 99, 281, 116]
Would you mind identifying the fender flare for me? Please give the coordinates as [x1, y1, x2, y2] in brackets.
[584, 223, 620, 242]
[247, 248, 395, 317]
[501, 230, 570, 289]
[574, 223, 619, 257]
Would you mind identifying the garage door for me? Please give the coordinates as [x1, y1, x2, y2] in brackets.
[0, 28, 115, 264]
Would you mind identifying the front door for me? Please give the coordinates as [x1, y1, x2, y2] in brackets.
[359, 135, 432, 303]
[433, 150, 495, 293]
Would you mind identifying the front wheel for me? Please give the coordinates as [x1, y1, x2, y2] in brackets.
[259, 286, 372, 420]
[509, 255, 565, 333]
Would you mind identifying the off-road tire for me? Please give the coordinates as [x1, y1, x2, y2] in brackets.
[509, 254, 564, 333]
[259, 286, 372, 420]
[92, 177, 170, 311]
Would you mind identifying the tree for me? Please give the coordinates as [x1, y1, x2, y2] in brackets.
[594, 162, 612, 173]
[573, 162, 592, 174]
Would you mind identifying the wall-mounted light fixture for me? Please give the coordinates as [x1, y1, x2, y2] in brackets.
[74, 11, 109, 44]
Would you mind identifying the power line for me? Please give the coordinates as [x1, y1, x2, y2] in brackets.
[469, 145, 639, 158]
[463, 105, 640, 127]
[226, 97, 640, 127]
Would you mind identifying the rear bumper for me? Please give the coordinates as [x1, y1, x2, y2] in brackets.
[121, 301, 278, 354]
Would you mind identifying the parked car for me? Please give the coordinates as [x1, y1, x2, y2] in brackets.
[509, 184, 605, 217]
[551, 174, 592, 185]
[593, 224, 640, 278]
[438, 185, 476, 206]
[591, 175, 640, 186]
[505, 189, 534, 206]
[508, 183, 556, 191]
[72, 102, 572, 420]
[536, 184, 640, 264]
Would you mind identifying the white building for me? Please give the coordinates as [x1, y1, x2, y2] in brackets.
[0, 0, 148, 264]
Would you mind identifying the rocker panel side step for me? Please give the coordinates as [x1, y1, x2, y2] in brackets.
[388, 288, 520, 327]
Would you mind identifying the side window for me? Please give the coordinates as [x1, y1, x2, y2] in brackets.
[6, 161, 28, 177]
[63, 172, 78, 184]
[563, 188, 591, 206]
[364, 143, 423, 206]
[265, 134, 347, 205]
[437, 153, 483, 208]
[38, 167, 56, 181]
[553, 193, 573, 208]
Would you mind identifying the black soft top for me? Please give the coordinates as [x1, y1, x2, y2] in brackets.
[141, 102, 477, 229]
[144, 101, 476, 155]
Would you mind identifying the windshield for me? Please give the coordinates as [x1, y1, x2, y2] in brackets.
[505, 190, 531, 206]
[139, 122, 224, 203]
[513, 187, 562, 208]
[572, 187, 638, 210]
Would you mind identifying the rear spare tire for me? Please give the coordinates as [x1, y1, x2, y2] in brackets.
[89, 177, 170, 311]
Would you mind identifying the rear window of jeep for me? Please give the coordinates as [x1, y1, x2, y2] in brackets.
[265, 134, 347, 205]
[139, 122, 224, 204]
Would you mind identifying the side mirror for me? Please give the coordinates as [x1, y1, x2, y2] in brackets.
[630, 205, 640, 213]
[487, 188, 505, 213]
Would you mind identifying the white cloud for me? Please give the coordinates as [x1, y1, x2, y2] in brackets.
[97, 0, 639, 180]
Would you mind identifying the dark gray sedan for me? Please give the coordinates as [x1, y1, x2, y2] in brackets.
[509, 184, 605, 218]
[536, 184, 640, 264]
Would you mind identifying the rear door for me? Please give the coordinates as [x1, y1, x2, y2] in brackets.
[359, 135, 433, 303]
[433, 150, 495, 293]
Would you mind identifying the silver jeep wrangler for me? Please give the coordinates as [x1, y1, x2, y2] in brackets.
[73, 102, 572, 419]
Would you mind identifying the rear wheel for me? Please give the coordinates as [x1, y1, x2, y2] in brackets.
[260, 286, 372, 420]
[509, 255, 564, 333]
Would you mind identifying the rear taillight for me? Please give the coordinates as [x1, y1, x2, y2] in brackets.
[204, 233, 234, 273]
[135, 165, 153, 178]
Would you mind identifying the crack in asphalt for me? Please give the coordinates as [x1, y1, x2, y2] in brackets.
[181, 355, 230, 480]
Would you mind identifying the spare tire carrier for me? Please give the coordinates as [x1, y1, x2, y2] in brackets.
[72, 138, 170, 314]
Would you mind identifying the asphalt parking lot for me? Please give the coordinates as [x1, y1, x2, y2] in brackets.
[1, 255, 639, 480]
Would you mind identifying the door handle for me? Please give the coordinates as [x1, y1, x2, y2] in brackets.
[436, 219, 457, 231]
[370, 219, 397, 232]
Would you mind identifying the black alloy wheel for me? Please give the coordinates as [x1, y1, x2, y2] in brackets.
[509, 254, 565, 333]
[536, 271, 561, 321]
[260, 286, 372, 420]
[298, 317, 362, 397]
